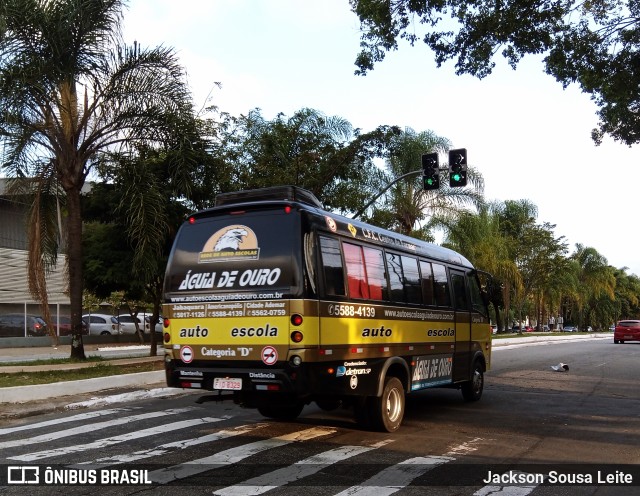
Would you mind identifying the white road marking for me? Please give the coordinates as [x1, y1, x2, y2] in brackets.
[9, 416, 224, 462]
[150, 427, 336, 484]
[0, 408, 132, 436]
[0, 407, 193, 449]
[73, 423, 265, 466]
[333, 455, 454, 496]
[213, 444, 375, 496]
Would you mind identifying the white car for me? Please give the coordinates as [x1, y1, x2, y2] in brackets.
[117, 313, 162, 334]
[82, 314, 119, 335]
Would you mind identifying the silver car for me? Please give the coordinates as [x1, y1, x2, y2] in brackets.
[82, 313, 119, 335]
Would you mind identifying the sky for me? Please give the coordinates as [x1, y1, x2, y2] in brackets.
[123, 0, 640, 276]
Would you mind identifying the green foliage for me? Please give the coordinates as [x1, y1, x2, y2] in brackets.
[0, 0, 195, 359]
[351, 0, 640, 145]
[209, 108, 395, 214]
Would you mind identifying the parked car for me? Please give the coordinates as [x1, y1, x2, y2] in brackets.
[48, 316, 88, 336]
[614, 320, 640, 344]
[117, 313, 162, 334]
[117, 314, 147, 334]
[145, 315, 163, 333]
[0, 314, 48, 337]
[563, 325, 579, 332]
[82, 313, 120, 335]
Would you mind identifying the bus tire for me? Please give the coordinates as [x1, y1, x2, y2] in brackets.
[461, 360, 484, 402]
[371, 376, 405, 432]
[258, 402, 304, 421]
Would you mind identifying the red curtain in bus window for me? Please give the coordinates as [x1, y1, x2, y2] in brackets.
[363, 246, 385, 300]
[343, 243, 369, 299]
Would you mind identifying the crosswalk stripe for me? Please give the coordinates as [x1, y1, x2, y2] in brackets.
[150, 427, 336, 484]
[8, 416, 225, 462]
[213, 444, 376, 496]
[74, 423, 266, 466]
[0, 408, 132, 437]
[0, 407, 194, 450]
[333, 455, 454, 496]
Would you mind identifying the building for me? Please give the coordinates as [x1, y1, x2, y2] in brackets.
[0, 178, 70, 336]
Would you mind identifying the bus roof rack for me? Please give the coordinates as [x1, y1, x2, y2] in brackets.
[215, 186, 323, 208]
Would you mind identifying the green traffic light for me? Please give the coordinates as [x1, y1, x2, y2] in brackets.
[452, 173, 461, 182]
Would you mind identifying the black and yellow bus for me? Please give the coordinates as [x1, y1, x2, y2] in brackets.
[162, 186, 492, 432]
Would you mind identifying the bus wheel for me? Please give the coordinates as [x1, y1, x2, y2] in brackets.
[258, 402, 304, 421]
[372, 376, 405, 432]
[461, 360, 484, 402]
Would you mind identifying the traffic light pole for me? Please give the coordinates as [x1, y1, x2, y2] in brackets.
[351, 170, 421, 220]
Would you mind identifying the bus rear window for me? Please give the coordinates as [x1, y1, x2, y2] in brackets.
[165, 209, 299, 298]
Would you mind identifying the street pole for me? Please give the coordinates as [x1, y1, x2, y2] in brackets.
[351, 170, 422, 220]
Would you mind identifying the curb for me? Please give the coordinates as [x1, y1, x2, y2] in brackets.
[0, 370, 164, 404]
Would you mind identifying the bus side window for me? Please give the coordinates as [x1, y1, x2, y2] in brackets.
[319, 236, 346, 297]
[343, 243, 387, 301]
[452, 272, 470, 311]
[432, 263, 452, 307]
[386, 253, 405, 302]
[401, 256, 422, 304]
[363, 246, 386, 301]
[468, 272, 487, 316]
[343, 242, 369, 299]
[420, 260, 436, 306]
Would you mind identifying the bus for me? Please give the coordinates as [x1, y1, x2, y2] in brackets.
[162, 186, 493, 432]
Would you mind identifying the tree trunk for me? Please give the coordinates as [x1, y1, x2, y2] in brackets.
[66, 187, 86, 361]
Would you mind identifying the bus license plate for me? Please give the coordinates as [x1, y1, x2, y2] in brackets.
[214, 378, 242, 390]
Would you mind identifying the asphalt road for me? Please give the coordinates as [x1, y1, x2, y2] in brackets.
[0, 337, 638, 495]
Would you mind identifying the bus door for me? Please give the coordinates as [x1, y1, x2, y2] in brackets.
[450, 268, 472, 382]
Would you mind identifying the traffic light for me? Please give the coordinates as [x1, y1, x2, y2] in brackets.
[422, 153, 439, 190]
[449, 148, 467, 187]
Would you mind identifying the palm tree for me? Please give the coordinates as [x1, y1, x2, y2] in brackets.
[0, 0, 194, 359]
[567, 244, 615, 328]
[365, 128, 485, 237]
[435, 202, 521, 332]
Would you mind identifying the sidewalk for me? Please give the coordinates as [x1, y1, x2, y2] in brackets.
[0, 344, 166, 408]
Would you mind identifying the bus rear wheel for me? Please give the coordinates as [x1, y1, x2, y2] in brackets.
[257, 402, 304, 421]
[461, 360, 484, 402]
[371, 376, 405, 432]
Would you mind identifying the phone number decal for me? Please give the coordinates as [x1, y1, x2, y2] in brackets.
[327, 304, 376, 318]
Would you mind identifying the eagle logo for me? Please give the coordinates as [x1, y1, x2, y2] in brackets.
[199, 224, 259, 263]
[213, 228, 248, 252]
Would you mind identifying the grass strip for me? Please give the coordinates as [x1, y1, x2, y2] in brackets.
[0, 361, 164, 388]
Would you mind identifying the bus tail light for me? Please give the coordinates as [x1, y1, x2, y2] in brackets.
[291, 314, 303, 326]
[163, 332, 171, 343]
[291, 331, 303, 343]
[163, 317, 170, 328]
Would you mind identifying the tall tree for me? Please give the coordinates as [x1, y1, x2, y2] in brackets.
[350, 0, 640, 145]
[435, 202, 519, 332]
[0, 0, 194, 359]
[211, 108, 396, 214]
[566, 244, 615, 328]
